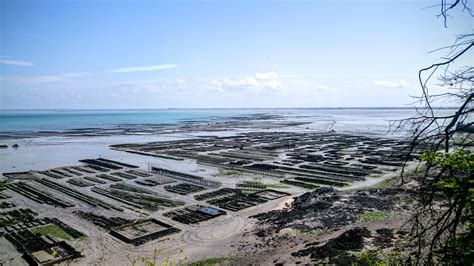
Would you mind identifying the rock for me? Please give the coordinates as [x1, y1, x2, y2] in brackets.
[328, 254, 358, 265]
[374, 228, 394, 248]
[292, 227, 371, 260]
[251, 187, 414, 238]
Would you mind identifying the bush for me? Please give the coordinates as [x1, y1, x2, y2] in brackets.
[358, 211, 389, 223]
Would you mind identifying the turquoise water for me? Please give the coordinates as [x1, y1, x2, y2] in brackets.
[1, 108, 448, 134]
[0, 109, 255, 132]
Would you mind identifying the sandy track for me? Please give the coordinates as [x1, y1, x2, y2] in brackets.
[181, 214, 248, 244]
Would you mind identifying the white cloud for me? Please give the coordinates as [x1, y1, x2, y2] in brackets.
[255, 71, 279, 80]
[211, 72, 283, 91]
[0, 72, 92, 86]
[107, 64, 179, 73]
[372, 80, 409, 88]
[0, 56, 33, 66]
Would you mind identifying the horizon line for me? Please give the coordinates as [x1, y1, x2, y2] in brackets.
[0, 106, 458, 112]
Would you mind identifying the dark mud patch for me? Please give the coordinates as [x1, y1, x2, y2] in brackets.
[251, 187, 414, 237]
[292, 227, 371, 263]
[374, 228, 394, 248]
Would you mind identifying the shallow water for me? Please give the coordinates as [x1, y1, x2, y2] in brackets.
[0, 108, 425, 134]
[0, 108, 455, 173]
[0, 109, 254, 133]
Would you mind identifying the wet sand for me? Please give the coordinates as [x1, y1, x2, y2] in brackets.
[0, 112, 415, 265]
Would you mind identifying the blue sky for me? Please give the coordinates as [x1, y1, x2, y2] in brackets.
[0, 0, 472, 109]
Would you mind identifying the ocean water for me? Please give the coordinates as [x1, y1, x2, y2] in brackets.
[0, 108, 454, 173]
[0, 109, 254, 133]
[0, 108, 422, 134]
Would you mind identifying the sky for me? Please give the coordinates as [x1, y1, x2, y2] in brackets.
[0, 0, 472, 109]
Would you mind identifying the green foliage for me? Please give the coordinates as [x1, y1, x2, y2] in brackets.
[355, 249, 385, 266]
[291, 228, 318, 237]
[434, 229, 474, 264]
[77, 235, 88, 241]
[353, 249, 402, 266]
[214, 169, 244, 177]
[420, 149, 473, 205]
[358, 211, 389, 223]
[367, 165, 424, 190]
[420, 149, 473, 172]
[186, 257, 229, 266]
[419, 149, 474, 263]
[31, 225, 73, 240]
[369, 179, 393, 190]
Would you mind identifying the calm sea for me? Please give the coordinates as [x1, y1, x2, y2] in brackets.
[0, 108, 453, 173]
[0, 109, 254, 133]
[0, 108, 444, 134]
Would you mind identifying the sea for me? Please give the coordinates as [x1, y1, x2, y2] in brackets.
[0, 108, 453, 173]
[0, 109, 254, 133]
[0, 108, 420, 134]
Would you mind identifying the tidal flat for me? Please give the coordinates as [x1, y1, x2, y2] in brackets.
[0, 110, 421, 265]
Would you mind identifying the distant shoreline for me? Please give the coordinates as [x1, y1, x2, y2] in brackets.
[0, 106, 458, 112]
[0, 109, 452, 138]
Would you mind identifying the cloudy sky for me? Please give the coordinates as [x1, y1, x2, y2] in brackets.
[0, 0, 472, 109]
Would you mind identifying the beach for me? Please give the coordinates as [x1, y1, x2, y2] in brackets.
[0, 109, 436, 265]
[0, 108, 421, 173]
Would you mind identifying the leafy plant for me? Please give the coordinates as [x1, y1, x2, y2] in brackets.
[415, 149, 474, 263]
[187, 257, 229, 266]
[354, 249, 402, 266]
[214, 169, 244, 177]
[358, 211, 389, 223]
[291, 228, 319, 237]
[31, 225, 73, 240]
